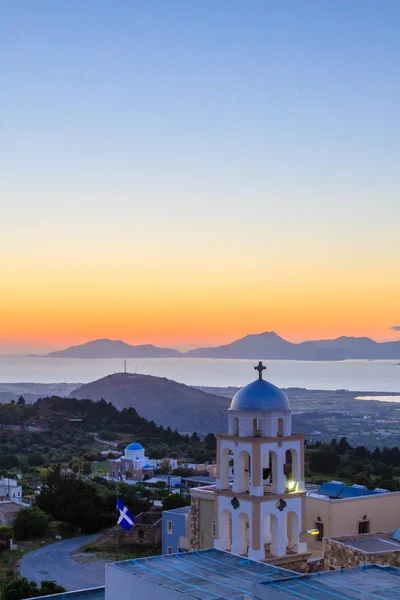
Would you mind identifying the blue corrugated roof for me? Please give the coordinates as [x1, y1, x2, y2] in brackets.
[112, 548, 295, 598]
[316, 481, 345, 498]
[256, 565, 400, 599]
[316, 482, 390, 499]
[337, 484, 367, 498]
[363, 487, 389, 496]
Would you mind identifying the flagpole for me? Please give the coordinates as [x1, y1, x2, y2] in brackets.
[116, 474, 120, 562]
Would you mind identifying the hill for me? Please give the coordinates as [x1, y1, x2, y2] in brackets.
[46, 338, 181, 358]
[70, 372, 230, 432]
[185, 332, 400, 360]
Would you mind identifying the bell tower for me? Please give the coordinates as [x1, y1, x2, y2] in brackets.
[214, 363, 306, 560]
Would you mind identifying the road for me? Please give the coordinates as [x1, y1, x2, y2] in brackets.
[19, 535, 107, 591]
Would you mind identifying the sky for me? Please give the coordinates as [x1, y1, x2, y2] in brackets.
[1, 0, 400, 353]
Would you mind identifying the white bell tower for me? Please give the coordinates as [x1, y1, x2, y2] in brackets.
[214, 362, 306, 560]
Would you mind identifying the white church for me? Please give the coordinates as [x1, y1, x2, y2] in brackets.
[214, 361, 307, 559]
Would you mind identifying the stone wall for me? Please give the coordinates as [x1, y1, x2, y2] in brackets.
[190, 497, 200, 550]
[97, 512, 162, 551]
[324, 533, 400, 570]
[307, 557, 325, 573]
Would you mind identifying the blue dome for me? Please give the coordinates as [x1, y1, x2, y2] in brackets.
[229, 379, 290, 412]
[143, 464, 153, 470]
[126, 442, 144, 451]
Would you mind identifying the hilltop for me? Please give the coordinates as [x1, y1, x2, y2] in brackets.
[70, 372, 230, 432]
[185, 332, 400, 360]
[46, 338, 181, 359]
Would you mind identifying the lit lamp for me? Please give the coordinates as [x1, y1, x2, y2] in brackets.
[289, 529, 319, 552]
[300, 528, 319, 541]
[286, 480, 297, 492]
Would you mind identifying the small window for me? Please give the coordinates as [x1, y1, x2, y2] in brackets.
[359, 521, 370, 534]
[211, 520, 216, 538]
[138, 530, 144, 540]
[167, 520, 173, 534]
[167, 546, 172, 554]
[315, 522, 324, 542]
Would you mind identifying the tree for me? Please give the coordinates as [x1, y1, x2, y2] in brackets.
[1, 577, 65, 600]
[13, 507, 51, 540]
[82, 461, 92, 475]
[27, 451, 44, 467]
[204, 433, 216, 450]
[162, 494, 190, 511]
[191, 432, 200, 444]
[0, 525, 14, 543]
[38, 580, 66, 596]
[309, 446, 341, 475]
[158, 459, 171, 475]
[336, 437, 351, 454]
[172, 467, 195, 477]
[1, 577, 38, 600]
[17, 396, 25, 406]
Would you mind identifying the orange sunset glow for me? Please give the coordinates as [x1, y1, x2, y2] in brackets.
[2, 3, 399, 355]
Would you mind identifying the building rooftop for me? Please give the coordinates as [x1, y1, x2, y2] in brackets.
[109, 548, 295, 599]
[329, 532, 400, 554]
[26, 587, 105, 600]
[253, 564, 400, 599]
[309, 480, 391, 499]
[163, 506, 191, 515]
[182, 476, 217, 484]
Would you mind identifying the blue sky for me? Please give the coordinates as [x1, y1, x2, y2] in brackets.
[1, 1, 400, 350]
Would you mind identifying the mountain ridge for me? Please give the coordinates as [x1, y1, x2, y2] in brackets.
[41, 332, 400, 360]
[45, 338, 181, 359]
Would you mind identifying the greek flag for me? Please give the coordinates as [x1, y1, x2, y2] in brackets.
[117, 497, 135, 531]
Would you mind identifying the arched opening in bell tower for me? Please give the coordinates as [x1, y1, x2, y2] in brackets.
[220, 448, 233, 489]
[252, 417, 262, 437]
[285, 448, 300, 490]
[220, 509, 232, 551]
[237, 512, 250, 555]
[237, 450, 251, 493]
[287, 511, 300, 551]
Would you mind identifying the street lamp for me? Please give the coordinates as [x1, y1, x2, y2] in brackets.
[300, 528, 319, 541]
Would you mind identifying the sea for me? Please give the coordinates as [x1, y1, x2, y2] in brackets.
[0, 357, 399, 393]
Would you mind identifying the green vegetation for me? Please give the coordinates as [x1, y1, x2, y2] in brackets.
[0, 576, 65, 600]
[305, 437, 400, 490]
[13, 508, 51, 541]
[0, 397, 216, 474]
[161, 494, 191, 511]
[36, 466, 151, 534]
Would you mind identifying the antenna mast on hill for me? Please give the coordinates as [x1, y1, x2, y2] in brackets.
[124, 360, 127, 374]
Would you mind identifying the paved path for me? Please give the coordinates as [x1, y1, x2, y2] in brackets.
[20, 535, 107, 591]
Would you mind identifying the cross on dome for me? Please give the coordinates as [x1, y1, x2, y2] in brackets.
[254, 361, 266, 380]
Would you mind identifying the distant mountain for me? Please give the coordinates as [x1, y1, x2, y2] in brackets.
[70, 372, 230, 432]
[185, 332, 400, 360]
[43, 332, 400, 360]
[45, 339, 181, 359]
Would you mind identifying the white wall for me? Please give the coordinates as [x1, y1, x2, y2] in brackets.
[305, 492, 400, 550]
